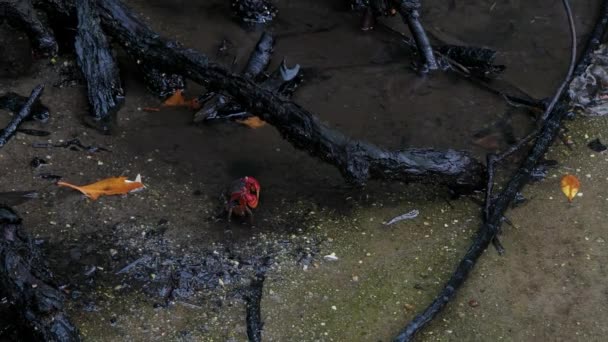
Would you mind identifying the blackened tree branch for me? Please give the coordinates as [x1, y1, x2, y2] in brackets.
[394, 0, 607, 340]
[0, 85, 44, 147]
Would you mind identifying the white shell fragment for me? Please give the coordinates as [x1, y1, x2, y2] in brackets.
[323, 253, 339, 261]
[383, 209, 420, 226]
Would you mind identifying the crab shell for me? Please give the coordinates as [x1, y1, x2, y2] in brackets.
[226, 176, 261, 216]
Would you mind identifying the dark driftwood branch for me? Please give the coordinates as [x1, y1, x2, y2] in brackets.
[90, 0, 485, 191]
[74, 0, 124, 133]
[0, 85, 44, 147]
[0, 91, 50, 122]
[394, 0, 438, 71]
[0, 0, 57, 56]
[394, 0, 608, 340]
[0, 206, 80, 341]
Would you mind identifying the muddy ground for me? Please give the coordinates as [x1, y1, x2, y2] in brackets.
[1, 0, 608, 341]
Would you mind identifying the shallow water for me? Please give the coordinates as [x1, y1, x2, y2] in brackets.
[1, 0, 607, 341]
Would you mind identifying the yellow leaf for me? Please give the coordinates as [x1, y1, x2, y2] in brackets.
[560, 174, 580, 202]
[57, 175, 145, 200]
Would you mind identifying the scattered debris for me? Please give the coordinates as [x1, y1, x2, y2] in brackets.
[569, 44, 608, 116]
[384, 210, 420, 226]
[57, 174, 145, 200]
[560, 174, 580, 202]
[231, 0, 277, 25]
[468, 299, 480, 308]
[32, 138, 110, 152]
[30, 157, 47, 168]
[511, 192, 527, 208]
[587, 138, 607, 152]
[530, 159, 558, 182]
[38, 173, 62, 181]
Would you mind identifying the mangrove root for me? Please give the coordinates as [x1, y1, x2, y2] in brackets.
[0, 206, 80, 341]
[394, 0, 608, 340]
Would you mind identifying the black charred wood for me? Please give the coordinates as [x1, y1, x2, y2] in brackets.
[0, 85, 44, 148]
[90, 0, 484, 191]
[0, 0, 58, 56]
[0, 206, 80, 341]
[0, 91, 50, 122]
[74, 0, 124, 134]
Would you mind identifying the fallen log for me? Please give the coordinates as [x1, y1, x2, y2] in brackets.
[0, 206, 80, 341]
[0, 85, 44, 147]
[74, 0, 124, 133]
[91, 0, 485, 191]
[394, 0, 607, 340]
[0, 0, 57, 56]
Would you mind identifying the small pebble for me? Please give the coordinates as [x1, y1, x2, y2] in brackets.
[468, 299, 479, 308]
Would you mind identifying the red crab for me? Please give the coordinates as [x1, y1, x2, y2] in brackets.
[223, 176, 261, 224]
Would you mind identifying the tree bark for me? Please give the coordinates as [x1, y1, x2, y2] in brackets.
[74, 0, 124, 133]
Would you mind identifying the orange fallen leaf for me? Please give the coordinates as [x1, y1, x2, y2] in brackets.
[560, 174, 580, 202]
[57, 174, 145, 200]
[156, 89, 201, 110]
[236, 116, 266, 129]
[162, 89, 188, 107]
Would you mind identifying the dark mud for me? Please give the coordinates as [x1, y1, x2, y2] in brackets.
[1, 0, 607, 341]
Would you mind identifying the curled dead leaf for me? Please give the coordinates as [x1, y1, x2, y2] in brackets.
[560, 174, 580, 202]
[236, 116, 266, 129]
